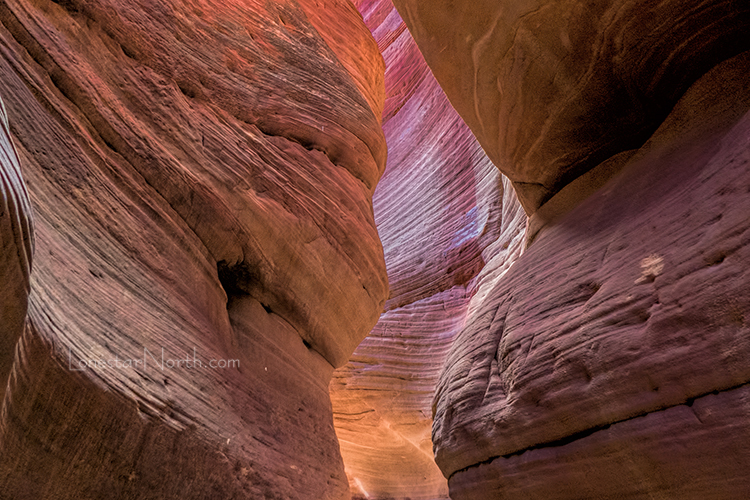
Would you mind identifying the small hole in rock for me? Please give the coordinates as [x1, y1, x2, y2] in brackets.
[707, 253, 726, 266]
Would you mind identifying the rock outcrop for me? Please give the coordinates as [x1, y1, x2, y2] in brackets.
[436, 50, 750, 500]
[331, 2, 526, 499]
[0, 0, 387, 498]
[391, 0, 750, 215]
[391, 0, 750, 498]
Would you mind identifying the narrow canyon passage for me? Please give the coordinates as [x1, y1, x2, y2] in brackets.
[0, 0, 748, 499]
[331, 1, 525, 498]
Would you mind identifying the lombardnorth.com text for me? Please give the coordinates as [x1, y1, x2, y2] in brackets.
[68, 347, 240, 371]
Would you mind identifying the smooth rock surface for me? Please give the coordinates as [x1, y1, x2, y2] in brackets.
[0, 0, 387, 498]
[391, 0, 750, 213]
[434, 51, 750, 499]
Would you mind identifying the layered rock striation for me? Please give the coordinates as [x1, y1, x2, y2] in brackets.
[331, 2, 526, 499]
[0, 0, 388, 498]
[391, 0, 750, 498]
[0, 98, 33, 404]
[435, 52, 750, 499]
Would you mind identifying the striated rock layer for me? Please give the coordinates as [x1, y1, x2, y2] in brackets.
[0, 0, 388, 498]
[436, 50, 750, 500]
[331, 2, 526, 499]
[0, 98, 32, 404]
[390, 0, 750, 496]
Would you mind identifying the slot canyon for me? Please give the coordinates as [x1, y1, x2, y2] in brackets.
[0, 0, 748, 499]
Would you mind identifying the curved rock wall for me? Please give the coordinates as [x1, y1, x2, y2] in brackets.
[436, 50, 750, 500]
[331, 2, 526, 498]
[391, 0, 750, 214]
[0, 97, 32, 404]
[0, 0, 387, 498]
[390, 0, 750, 498]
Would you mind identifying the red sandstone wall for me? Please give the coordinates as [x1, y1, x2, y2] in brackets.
[0, 1, 388, 498]
[390, 1, 750, 498]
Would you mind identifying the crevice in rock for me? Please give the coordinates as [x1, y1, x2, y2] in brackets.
[216, 260, 260, 299]
[448, 380, 750, 481]
[49, 0, 80, 14]
[252, 119, 373, 192]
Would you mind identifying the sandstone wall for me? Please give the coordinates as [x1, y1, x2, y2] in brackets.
[0, 97, 33, 404]
[391, 0, 750, 498]
[436, 50, 750, 500]
[392, 0, 750, 215]
[0, 0, 388, 498]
